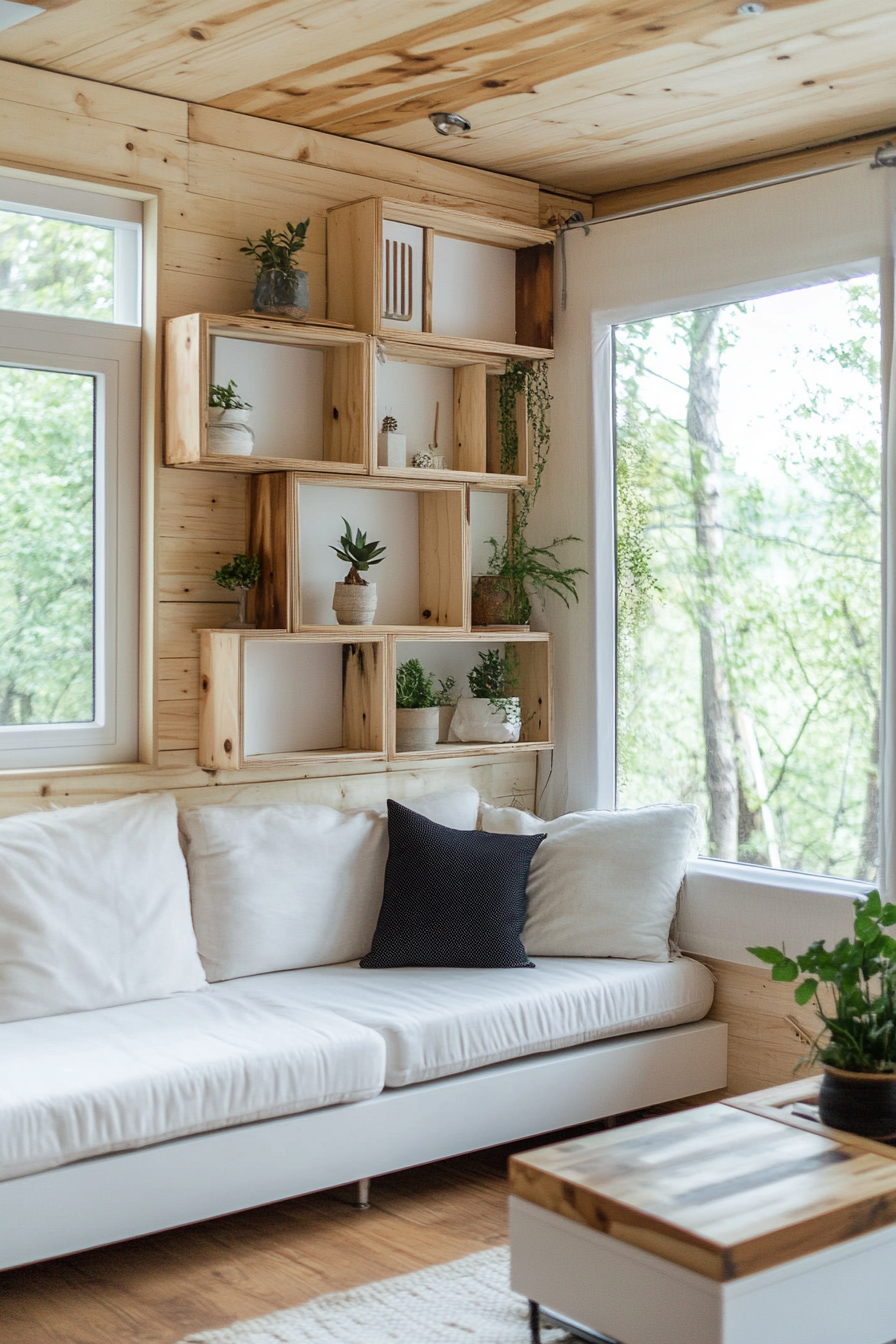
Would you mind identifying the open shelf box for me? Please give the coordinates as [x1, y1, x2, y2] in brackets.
[165, 313, 373, 473]
[248, 473, 470, 634]
[198, 630, 386, 771]
[327, 197, 555, 358]
[389, 632, 553, 760]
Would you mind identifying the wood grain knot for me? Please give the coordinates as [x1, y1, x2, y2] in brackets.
[223, 739, 232, 753]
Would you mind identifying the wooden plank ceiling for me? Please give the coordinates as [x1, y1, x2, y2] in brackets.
[0, 0, 894, 196]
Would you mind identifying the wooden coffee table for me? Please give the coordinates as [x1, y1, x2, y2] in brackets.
[509, 1079, 896, 1344]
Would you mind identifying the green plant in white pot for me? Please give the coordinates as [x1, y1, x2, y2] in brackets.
[451, 647, 521, 743]
[395, 659, 440, 752]
[330, 519, 386, 626]
[208, 381, 254, 456]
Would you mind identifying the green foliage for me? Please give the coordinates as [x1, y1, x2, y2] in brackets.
[213, 553, 260, 591]
[434, 676, 456, 707]
[468, 647, 519, 699]
[330, 518, 386, 584]
[395, 659, 438, 709]
[240, 221, 309, 277]
[209, 380, 251, 410]
[0, 210, 114, 321]
[749, 891, 896, 1072]
[485, 531, 585, 625]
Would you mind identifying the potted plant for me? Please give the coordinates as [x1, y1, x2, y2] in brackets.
[472, 360, 585, 627]
[451, 647, 522, 744]
[207, 381, 254, 456]
[213, 552, 261, 630]
[749, 890, 896, 1139]
[434, 676, 457, 743]
[240, 219, 311, 320]
[330, 519, 386, 626]
[395, 659, 440, 752]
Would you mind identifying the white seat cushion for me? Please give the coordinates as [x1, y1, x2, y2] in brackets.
[0, 981, 385, 1182]
[235, 957, 715, 1087]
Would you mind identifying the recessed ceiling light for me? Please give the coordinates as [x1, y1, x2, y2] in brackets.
[429, 112, 472, 137]
[0, 0, 45, 32]
[736, 2, 765, 12]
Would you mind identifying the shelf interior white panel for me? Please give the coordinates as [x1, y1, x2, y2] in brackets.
[431, 237, 516, 344]
[397, 639, 510, 701]
[243, 641, 346, 755]
[376, 358, 454, 467]
[299, 485, 420, 626]
[470, 491, 509, 575]
[212, 336, 324, 460]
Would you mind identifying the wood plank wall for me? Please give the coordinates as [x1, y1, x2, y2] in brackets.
[0, 60, 589, 820]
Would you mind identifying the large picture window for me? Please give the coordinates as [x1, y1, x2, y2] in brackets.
[614, 276, 882, 880]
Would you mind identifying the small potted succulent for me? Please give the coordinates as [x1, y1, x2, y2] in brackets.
[330, 519, 386, 626]
[434, 676, 457, 743]
[749, 890, 896, 1139]
[213, 552, 261, 629]
[450, 647, 522, 744]
[395, 659, 440, 752]
[240, 219, 310, 320]
[208, 381, 254, 456]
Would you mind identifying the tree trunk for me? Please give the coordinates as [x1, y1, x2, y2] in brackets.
[861, 700, 880, 881]
[687, 309, 739, 860]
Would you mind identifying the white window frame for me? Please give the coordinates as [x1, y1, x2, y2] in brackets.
[0, 183, 142, 768]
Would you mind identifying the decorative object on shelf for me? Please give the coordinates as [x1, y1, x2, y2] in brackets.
[395, 659, 440, 752]
[477, 359, 585, 625]
[451, 648, 521, 744]
[377, 412, 407, 469]
[411, 451, 434, 470]
[330, 518, 386, 626]
[382, 240, 413, 321]
[471, 574, 517, 627]
[213, 552, 261, 630]
[207, 380, 254, 456]
[240, 220, 311, 321]
[434, 676, 457, 743]
[749, 889, 896, 1139]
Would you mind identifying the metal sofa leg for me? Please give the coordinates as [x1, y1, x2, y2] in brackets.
[354, 1177, 371, 1209]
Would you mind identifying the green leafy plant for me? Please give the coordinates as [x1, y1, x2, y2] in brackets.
[395, 659, 438, 709]
[208, 380, 251, 410]
[434, 676, 456, 707]
[240, 220, 310, 278]
[213, 553, 260, 591]
[468, 647, 522, 728]
[330, 518, 386, 586]
[486, 360, 585, 624]
[749, 890, 896, 1073]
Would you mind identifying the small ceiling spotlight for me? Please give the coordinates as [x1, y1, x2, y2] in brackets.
[429, 111, 472, 137]
[871, 142, 896, 169]
[737, 2, 765, 12]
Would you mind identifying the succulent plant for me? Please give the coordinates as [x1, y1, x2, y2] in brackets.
[330, 518, 386, 586]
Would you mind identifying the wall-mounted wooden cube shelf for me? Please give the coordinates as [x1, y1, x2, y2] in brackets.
[198, 629, 385, 771]
[389, 632, 553, 761]
[165, 313, 373, 474]
[248, 473, 470, 634]
[327, 197, 555, 358]
[374, 340, 529, 489]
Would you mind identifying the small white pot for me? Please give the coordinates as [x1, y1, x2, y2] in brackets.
[437, 704, 457, 743]
[395, 706, 440, 752]
[332, 581, 377, 625]
[450, 696, 521, 744]
[208, 407, 254, 456]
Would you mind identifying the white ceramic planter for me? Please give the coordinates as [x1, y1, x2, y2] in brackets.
[450, 696, 521, 744]
[395, 706, 440, 752]
[332, 581, 377, 625]
[208, 407, 254, 456]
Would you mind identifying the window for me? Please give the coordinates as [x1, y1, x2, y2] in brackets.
[0, 177, 141, 767]
[614, 276, 882, 880]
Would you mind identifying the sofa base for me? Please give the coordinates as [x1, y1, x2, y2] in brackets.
[0, 1019, 727, 1271]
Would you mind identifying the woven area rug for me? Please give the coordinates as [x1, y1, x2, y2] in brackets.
[179, 1245, 576, 1343]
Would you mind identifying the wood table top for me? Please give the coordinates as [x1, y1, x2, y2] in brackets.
[509, 1080, 896, 1281]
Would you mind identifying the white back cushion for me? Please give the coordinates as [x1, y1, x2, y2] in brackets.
[181, 788, 480, 981]
[480, 803, 698, 962]
[0, 793, 206, 1024]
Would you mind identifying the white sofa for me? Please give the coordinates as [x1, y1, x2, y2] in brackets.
[0, 788, 727, 1271]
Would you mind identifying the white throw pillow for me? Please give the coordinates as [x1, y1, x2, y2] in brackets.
[480, 803, 698, 962]
[0, 793, 206, 1024]
[181, 787, 480, 981]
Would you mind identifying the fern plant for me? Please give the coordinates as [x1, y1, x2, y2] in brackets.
[330, 519, 386, 586]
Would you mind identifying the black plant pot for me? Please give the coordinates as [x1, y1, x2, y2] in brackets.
[818, 1065, 896, 1140]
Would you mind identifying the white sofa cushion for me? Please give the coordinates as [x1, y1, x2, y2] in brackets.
[181, 788, 480, 982]
[0, 980, 385, 1181]
[0, 793, 206, 1025]
[240, 956, 715, 1087]
[481, 803, 698, 962]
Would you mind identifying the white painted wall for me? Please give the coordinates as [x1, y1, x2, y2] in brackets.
[243, 641, 345, 756]
[376, 359, 454, 465]
[470, 490, 508, 576]
[211, 336, 324, 460]
[299, 485, 420, 626]
[431, 236, 516, 344]
[397, 639, 507, 701]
